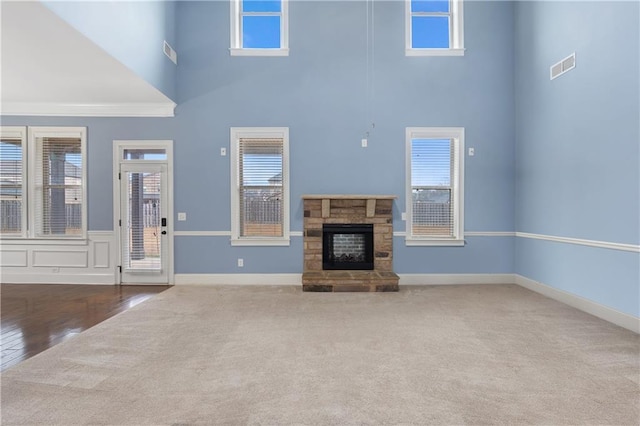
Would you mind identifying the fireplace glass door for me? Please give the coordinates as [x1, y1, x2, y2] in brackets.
[322, 224, 374, 270]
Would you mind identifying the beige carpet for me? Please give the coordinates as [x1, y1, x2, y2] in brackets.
[1, 284, 638, 425]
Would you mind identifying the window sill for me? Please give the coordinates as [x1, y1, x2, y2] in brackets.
[230, 237, 290, 247]
[230, 48, 289, 57]
[405, 238, 465, 247]
[0, 237, 89, 246]
[405, 48, 465, 57]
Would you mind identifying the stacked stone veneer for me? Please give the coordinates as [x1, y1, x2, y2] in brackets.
[302, 195, 399, 292]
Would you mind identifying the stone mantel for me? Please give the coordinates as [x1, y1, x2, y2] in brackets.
[302, 195, 397, 199]
[302, 195, 397, 219]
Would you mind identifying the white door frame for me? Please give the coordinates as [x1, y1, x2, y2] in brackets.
[113, 140, 174, 285]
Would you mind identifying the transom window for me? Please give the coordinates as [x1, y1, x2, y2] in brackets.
[406, 0, 464, 56]
[406, 127, 464, 245]
[230, 127, 290, 245]
[230, 0, 289, 56]
[0, 126, 87, 239]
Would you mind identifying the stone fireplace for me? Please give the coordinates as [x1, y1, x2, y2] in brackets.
[302, 195, 400, 292]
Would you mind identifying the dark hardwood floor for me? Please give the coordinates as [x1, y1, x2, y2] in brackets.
[1, 284, 170, 372]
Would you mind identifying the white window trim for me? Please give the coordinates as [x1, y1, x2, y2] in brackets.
[229, 0, 289, 57]
[0, 126, 28, 239]
[405, 127, 464, 246]
[28, 127, 87, 240]
[405, 0, 465, 57]
[230, 127, 290, 246]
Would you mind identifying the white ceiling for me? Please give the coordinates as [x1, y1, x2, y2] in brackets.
[0, 1, 175, 117]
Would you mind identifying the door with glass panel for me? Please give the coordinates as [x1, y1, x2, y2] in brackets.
[119, 162, 168, 284]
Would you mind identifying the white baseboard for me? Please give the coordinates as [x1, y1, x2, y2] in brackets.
[515, 274, 639, 333]
[174, 273, 302, 286]
[399, 273, 515, 285]
[0, 272, 116, 285]
[174, 273, 513, 286]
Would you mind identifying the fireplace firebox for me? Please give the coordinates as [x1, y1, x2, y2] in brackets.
[322, 224, 374, 270]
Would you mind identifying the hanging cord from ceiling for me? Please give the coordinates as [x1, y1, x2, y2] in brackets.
[364, 0, 376, 140]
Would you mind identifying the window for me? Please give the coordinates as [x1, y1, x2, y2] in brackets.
[230, 0, 289, 56]
[406, 127, 464, 245]
[0, 127, 26, 236]
[0, 126, 87, 239]
[406, 0, 464, 56]
[230, 127, 289, 245]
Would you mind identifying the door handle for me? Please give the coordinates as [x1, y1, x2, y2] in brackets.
[161, 230, 167, 235]
[161, 218, 167, 227]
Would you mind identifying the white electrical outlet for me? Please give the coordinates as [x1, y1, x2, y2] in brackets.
[220, 147, 227, 156]
[468, 147, 475, 156]
[401, 212, 407, 221]
[177, 212, 187, 221]
[237, 258, 244, 267]
[361, 138, 368, 148]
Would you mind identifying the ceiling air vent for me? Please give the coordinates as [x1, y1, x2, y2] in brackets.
[550, 52, 576, 80]
[163, 40, 177, 65]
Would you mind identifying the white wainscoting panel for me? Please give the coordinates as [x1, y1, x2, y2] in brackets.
[0, 249, 28, 267]
[0, 231, 116, 284]
[32, 250, 88, 268]
[93, 241, 111, 268]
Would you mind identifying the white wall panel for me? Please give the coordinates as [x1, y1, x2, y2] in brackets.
[0, 250, 28, 267]
[0, 232, 116, 284]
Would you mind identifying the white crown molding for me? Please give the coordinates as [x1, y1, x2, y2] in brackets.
[516, 232, 640, 253]
[1, 102, 176, 117]
[515, 274, 639, 334]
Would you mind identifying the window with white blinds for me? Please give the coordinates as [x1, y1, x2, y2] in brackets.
[1, 126, 86, 239]
[231, 128, 289, 245]
[406, 127, 464, 245]
[0, 128, 26, 236]
[34, 136, 83, 237]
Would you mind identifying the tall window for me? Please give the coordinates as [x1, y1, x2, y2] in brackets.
[406, 0, 464, 56]
[230, 0, 289, 56]
[406, 127, 464, 245]
[0, 127, 26, 236]
[0, 126, 87, 239]
[230, 127, 289, 245]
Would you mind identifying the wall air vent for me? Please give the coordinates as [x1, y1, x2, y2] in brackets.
[550, 52, 576, 80]
[164, 40, 177, 65]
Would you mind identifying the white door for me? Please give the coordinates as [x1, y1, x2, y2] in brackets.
[119, 163, 169, 284]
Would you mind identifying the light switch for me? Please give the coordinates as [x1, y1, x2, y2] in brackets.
[177, 212, 187, 221]
[468, 147, 475, 156]
[220, 147, 227, 156]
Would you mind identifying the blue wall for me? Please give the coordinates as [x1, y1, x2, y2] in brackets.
[43, 0, 178, 101]
[3, 1, 516, 276]
[173, 0, 516, 274]
[514, 1, 640, 316]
